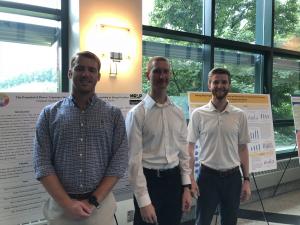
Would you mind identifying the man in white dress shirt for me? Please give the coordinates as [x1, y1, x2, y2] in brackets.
[126, 56, 192, 225]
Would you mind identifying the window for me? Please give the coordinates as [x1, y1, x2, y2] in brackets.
[272, 56, 300, 120]
[215, 0, 256, 43]
[274, 126, 296, 153]
[143, 0, 203, 34]
[0, 41, 59, 92]
[214, 48, 258, 93]
[0, 1, 64, 92]
[142, 0, 300, 156]
[1, 0, 61, 9]
[274, 0, 300, 51]
[142, 37, 203, 96]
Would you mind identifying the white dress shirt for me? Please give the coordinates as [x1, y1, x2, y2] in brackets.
[126, 94, 191, 207]
[187, 101, 250, 170]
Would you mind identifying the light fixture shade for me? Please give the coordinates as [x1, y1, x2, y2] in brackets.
[96, 24, 131, 78]
[109, 61, 118, 77]
[110, 52, 123, 61]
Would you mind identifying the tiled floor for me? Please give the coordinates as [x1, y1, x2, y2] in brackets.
[183, 188, 300, 225]
[204, 189, 300, 225]
[238, 188, 300, 225]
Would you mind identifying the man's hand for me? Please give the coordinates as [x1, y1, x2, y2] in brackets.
[191, 178, 200, 199]
[240, 180, 251, 202]
[140, 204, 157, 224]
[182, 188, 192, 212]
[64, 200, 93, 219]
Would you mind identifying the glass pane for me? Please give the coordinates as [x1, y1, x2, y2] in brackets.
[215, 0, 256, 43]
[274, 0, 300, 51]
[0, 12, 59, 27]
[0, 0, 61, 9]
[142, 36, 203, 96]
[0, 13, 61, 92]
[0, 42, 60, 92]
[142, 0, 203, 34]
[214, 48, 258, 93]
[274, 126, 296, 153]
[272, 57, 300, 120]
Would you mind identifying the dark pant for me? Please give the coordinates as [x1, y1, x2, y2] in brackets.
[195, 165, 242, 225]
[133, 166, 182, 225]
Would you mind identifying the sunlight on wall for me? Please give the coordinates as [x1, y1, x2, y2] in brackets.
[76, 0, 142, 94]
[85, 20, 138, 80]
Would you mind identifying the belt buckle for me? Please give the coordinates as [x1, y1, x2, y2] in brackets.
[219, 171, 226, 177]
[157, 170, 161, 177]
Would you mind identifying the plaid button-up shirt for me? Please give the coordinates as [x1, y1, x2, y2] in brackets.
[33, 95, 128, 194]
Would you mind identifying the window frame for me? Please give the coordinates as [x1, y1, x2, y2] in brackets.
[0, 0, 69, 91]
[142, 0, 300, 158]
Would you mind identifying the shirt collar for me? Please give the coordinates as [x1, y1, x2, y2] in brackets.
[69, 94, 97, 108]
[144, 94, 173, 109]
[208, 100, 231, 112]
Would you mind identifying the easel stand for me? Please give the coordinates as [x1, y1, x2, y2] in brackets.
[252, 174, 270, 225]
[272, 144, 297, 197]
[213, 174, 270, 225]
[213, 158, 292, 225]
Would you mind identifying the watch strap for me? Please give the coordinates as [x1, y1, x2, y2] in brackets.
[88, 195, 100, 208]
[243, 176, 250, 181]
[182, 184, 192, 189]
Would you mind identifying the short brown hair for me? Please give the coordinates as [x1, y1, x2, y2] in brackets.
[146, 56, 170, 74]
[208, 67, 231, 84]
[70, 51, 101, 74]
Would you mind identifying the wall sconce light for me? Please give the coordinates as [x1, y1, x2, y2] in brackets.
[97, 24, 131, 78]
[110, 52, 123, 77]
[100, 24, 130, 32]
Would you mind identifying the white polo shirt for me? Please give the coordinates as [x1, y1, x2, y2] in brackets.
[187, 101, 250, 170]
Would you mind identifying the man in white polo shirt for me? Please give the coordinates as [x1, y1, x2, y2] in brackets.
[187, 68, 251, 225]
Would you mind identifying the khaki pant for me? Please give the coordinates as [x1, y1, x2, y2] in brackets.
[43, 192, 116, 225]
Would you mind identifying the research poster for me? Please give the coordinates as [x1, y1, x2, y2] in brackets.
[0, 92, 141, 225]
[291, 96, 300, 159]
[188, 92, 277, 174]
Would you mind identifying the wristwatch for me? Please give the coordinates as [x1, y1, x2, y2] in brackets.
[182, 184, 192, 190]
[243, 176, 250, 182]
[88, 195, 101, 209]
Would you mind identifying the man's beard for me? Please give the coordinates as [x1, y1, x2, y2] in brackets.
[212, 89, 229, 100]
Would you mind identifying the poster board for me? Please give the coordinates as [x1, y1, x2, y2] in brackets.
[188, 92, 277, 174]
[0, 92, 141, 225]
[291, 95, 300, 159]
